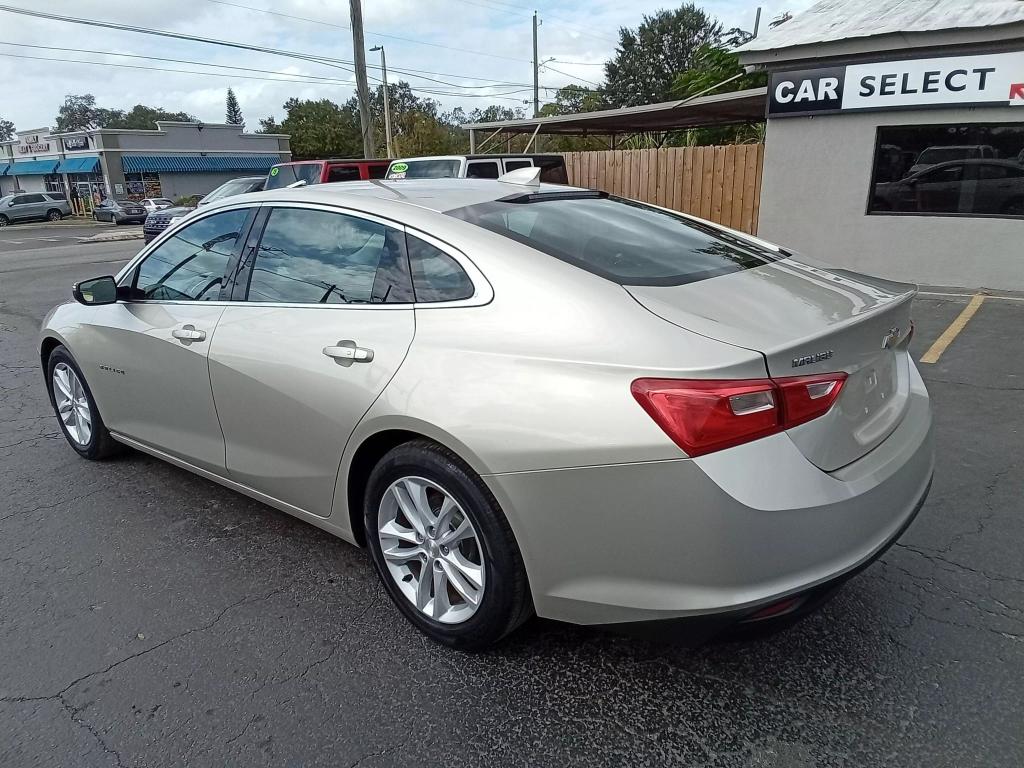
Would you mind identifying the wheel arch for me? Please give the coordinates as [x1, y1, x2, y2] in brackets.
[340, 419, 495, 547]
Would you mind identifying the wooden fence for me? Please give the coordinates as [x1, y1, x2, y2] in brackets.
[561, 144, 764, 234]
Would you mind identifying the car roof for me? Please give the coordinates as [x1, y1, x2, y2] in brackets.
[273, 158, 391, 165]
[396, 154, 563, 162]
[226, 178, 583, 215]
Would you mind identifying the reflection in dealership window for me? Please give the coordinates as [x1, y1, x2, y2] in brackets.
[246, 208, 413, 304]
[869, 123, 1024, 217]
[133, 209, 249, 301]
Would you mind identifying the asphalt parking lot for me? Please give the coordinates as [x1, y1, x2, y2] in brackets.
[1, 243, 1022, 767]
[0, 221, 142, 254]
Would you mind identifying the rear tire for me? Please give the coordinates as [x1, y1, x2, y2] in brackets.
[46, 345, 123, 460]
[364, 440, 532, 650]
[46, 209, 62, 222]
[0, 215, 8, 227]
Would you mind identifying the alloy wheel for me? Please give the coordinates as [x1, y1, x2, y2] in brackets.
[377, 476, 485, 624]
[48, 210, 61, 221]
[52, 362, 93, 446]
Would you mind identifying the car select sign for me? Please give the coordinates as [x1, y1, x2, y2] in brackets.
[769, 51, 1024, 117]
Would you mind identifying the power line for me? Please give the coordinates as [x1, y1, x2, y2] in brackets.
[0, 51, 533, 103]
[205, 0, 531, 64]
[541, 63, 602, 88]
[0, 5, 543, 94]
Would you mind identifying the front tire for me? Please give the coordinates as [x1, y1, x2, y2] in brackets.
[364, 440, 532, 650]
[46, 345, 122, 460]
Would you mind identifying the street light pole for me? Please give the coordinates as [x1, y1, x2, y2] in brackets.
[371, 45, 394, 158]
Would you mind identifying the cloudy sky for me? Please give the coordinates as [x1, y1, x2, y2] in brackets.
[0, 0, 812, 132]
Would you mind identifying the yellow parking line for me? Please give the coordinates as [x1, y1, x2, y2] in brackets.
[920, 293, 986, 364]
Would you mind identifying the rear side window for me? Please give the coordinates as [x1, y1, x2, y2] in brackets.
[406, 234, 474, 302]
[503, 160, 532, 172]
[246, 208, 413, 304]
[326, 165, 361, 182]
[447, 194, 783, 286]
[535, 157, 568, 184]
[466, 161, 500, 179]
[265, 163, 324, 190]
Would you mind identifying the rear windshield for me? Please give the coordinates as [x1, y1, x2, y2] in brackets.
[266, 162, 324, 190]
[447, 194, 784, 286]
[388, 159, 460, 179]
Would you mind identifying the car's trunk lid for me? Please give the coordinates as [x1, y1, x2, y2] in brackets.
[627, 258, 916, 471]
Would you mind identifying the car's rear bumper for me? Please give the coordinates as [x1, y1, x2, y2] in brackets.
[484, 360, 933, 630]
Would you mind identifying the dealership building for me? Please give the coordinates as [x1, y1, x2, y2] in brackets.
[737, 0, 1024, 289]
[0, 121, 290, 202]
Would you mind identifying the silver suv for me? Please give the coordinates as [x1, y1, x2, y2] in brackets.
[0, 192, 72, 227]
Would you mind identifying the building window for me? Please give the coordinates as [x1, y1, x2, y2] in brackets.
[124, 172, 163, 199]
[869, 123, 1024, 218]
[44, 174, 65, 194]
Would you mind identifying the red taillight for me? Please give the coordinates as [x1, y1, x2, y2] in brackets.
[631, 372, 846, 457]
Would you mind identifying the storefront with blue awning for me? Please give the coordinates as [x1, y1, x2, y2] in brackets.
[1, 121, 290, 203]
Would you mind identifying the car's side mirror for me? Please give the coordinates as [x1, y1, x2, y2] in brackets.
[73, 276, 119, 305]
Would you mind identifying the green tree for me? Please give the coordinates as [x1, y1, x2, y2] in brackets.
[54, 94, 116, 132]
[669, 41, 766, 145]
[537, 86, 609, 151]
[603, 3, 722, 107]
[105, 104, 197, 129]
[0, 116, 14, 142]
[257, 116, 281, 133]
[225, 88, 244, 127]
[54, 94, 196, 131]
[279, 97, 362, 160]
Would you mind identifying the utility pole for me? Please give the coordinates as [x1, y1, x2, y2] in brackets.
[532, 11, 540, 118]
[350, 0, 376, 158]
[371, 45, 394, 157]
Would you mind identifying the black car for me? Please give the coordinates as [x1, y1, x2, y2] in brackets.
[143, 176, 265, 243]
[93, 198, 148, 225]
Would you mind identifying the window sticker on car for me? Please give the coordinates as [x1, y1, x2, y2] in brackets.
[388, 172, 407, 179]
[387, 162, 409, 180]
[270, 167, 280, 176]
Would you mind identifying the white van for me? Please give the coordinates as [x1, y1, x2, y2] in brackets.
[386, 154, 568, 183]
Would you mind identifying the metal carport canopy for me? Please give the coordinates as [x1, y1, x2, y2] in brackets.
[460, 87, 767, 136]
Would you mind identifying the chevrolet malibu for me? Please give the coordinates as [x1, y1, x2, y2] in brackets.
[39, 176, 933, 649]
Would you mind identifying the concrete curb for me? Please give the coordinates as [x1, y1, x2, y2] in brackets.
[78, 231, 144, 243]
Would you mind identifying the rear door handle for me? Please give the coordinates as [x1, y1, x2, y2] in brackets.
[172, 325, 206, 343]
[323, 340, 374, 363]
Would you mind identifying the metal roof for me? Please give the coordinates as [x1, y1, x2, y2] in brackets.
[738, 0, 1024, 54]
[460, 88, 767, 135]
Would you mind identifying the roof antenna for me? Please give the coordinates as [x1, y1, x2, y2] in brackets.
[497, 166, 541, 187]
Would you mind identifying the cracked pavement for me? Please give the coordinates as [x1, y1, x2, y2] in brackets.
[1, 243, 1022, 767]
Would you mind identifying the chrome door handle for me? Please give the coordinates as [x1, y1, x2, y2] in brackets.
[323, 340, 374, 364]
[172, 326, 206, 342]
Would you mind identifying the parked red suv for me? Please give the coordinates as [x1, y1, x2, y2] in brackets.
[265, 159, 392, 189]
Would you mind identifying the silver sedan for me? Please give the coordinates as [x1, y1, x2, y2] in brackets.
[39, 176, 933, 649]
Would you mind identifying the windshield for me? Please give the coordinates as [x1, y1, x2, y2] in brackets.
[265, 163, 323, 190]
[201, 177, 262, 204]
[388, 159, 461, 179]
[447, 194, 785, 286]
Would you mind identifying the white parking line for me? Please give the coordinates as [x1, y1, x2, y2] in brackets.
[0, 239, 25, 244]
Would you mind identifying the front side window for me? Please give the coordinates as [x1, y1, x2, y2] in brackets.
[448, 193, 783, 286]
[132, 209, 250, 301]
[406, 235, 474, 302]
[246, 208, 413, 304]
[869, 123, 1024, 218]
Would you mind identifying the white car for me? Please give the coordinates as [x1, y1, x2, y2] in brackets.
[139, 198, 176, 213]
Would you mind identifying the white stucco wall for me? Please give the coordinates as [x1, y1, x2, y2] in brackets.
[758, 106, 1023, 289]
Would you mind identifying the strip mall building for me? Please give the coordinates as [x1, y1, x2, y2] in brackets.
[0, 121, 290, 203]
